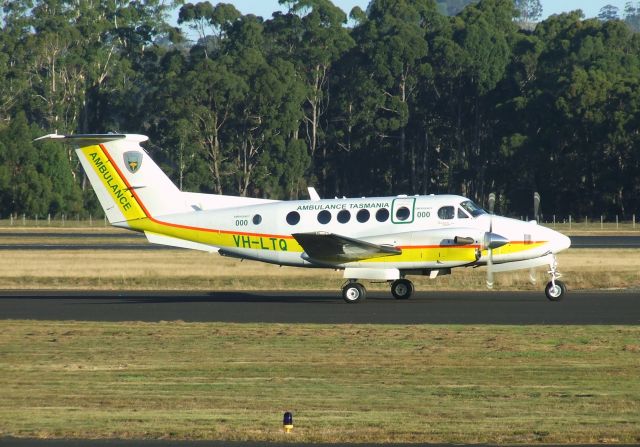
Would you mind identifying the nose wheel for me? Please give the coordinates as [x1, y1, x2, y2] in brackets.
[545, 280, 567, 301]
[545, 256, 567, 301]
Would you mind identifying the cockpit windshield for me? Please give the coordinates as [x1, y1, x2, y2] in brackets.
[460, 200, 487, 217]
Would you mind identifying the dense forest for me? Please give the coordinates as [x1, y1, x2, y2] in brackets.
[1, 0, 639, 219]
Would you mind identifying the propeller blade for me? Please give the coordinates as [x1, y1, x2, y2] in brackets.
[486, 193, 498, 289]
[533, 192, 540, 222]
[486, 247, 494, 289]
[529, 267, 537, 285]
[488, 192, 496, 215]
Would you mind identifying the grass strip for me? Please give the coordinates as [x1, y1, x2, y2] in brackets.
[0, 321, 638, 443]
[0, 249, 638, 291]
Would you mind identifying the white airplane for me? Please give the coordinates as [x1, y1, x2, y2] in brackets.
[37, 133, 571, 303]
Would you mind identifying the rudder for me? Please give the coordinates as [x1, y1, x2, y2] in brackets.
[36, 134, 188, 225]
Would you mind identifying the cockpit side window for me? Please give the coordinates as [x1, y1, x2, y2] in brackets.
[458, 208, 470, 218]
[437, 206, 455, 220]
[460, 200, 487, 217]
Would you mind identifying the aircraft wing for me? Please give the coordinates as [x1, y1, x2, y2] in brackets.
[292, 232, 402, 264]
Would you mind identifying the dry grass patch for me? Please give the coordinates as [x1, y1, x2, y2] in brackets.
[0, 248, 638, 291]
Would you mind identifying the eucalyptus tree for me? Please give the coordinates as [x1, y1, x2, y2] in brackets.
[514, 0, 542, 28]
[223, 14, 307, 197]
[266, 0, 354, 191]
[0, 112, 83, 216]
[508, 12, 640, 216]
[427, 0, 516, 200]
[624, 1, 640, 31]
[598, 4, 620, 21]
[332, 0, 439, 194]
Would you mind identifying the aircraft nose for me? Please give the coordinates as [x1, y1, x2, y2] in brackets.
[550, 231, 571, 253]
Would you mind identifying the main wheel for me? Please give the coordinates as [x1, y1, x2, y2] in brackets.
[545, 280, 567, 301]
[391, 278, 414, 300]
[342, 282, 366, 303]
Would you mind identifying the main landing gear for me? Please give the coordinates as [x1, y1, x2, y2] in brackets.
[342, 278, 415, 303]
[544, 256, 567, 301]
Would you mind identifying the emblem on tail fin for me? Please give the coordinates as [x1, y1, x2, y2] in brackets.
[124, 151, 143, 173]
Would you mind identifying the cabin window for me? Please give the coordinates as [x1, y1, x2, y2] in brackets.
[252, 214, 262, 225]
[457, 208, 470, 219]
[337, 209, 351, 223]
[395, 206, 411, 221]
[286, 211, 300, 225]
[357, 209, 370, 223]
[437, 206, 455, 220]
[317, 210, 331, 224]
[376, 208, 390, 222]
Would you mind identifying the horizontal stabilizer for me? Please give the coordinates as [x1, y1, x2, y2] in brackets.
[35, 133, 136, 147]
[293, 231, 401, 264]
[145, 231, 219, 253]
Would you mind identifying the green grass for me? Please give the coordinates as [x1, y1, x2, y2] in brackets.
[1, 321, 639, 443]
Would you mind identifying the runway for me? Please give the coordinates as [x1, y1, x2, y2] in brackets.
[1, 289, 638, 324]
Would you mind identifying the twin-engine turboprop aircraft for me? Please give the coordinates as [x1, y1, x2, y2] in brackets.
[37, 133, 571, 303]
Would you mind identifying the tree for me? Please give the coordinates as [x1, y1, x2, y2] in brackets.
[268, 0, 354, 191]
[624, 1, 640, 31]
[514, 0, 543, 28]
[599, 4, 620, 21]
[0, 113, 83, 217]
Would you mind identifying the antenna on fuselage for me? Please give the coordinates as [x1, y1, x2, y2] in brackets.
[308, 187, 321, 201]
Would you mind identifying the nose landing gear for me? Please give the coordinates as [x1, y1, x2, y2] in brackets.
[545, 256, 567, 301]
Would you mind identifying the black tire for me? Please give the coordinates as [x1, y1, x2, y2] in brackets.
[391, 278, 414, 300]
[342, 282, 366, 303]
[545, 280, 567, 301]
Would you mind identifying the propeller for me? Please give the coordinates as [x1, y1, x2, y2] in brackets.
[533, 191, 540, 222]
[488, 192, 496, 215]
[486, 193, 496, 288]
[530, 191, 541, 284]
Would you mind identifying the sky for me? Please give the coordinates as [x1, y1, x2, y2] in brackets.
[221, 1, 631, 20]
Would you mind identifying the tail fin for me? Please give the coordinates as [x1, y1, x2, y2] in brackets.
[36, 133, 189, 225]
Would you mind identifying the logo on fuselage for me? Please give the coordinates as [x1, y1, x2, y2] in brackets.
[124, 151, 143, 173]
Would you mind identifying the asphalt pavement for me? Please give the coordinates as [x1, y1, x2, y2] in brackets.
[1, 289, 638, 324]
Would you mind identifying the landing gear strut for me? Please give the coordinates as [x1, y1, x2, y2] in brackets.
[391, 278, 414, 300]
[545, 256, 567, 301]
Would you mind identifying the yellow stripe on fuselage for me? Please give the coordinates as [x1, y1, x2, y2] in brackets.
[83, 144, 547, 264]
